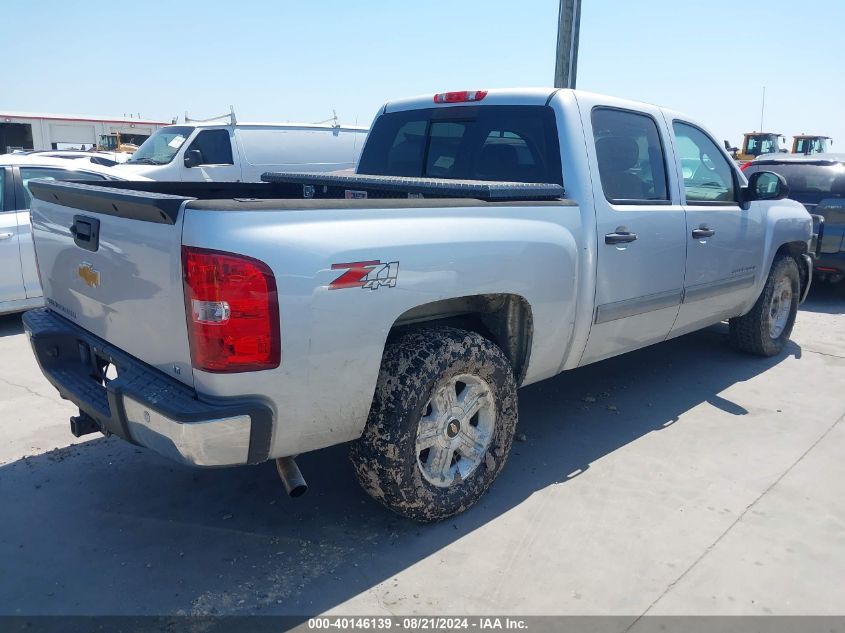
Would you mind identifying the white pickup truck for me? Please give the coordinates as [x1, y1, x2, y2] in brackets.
[24, 88, 813, 522]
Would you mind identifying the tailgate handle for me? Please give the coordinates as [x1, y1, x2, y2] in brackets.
[70, 216, 100, 252]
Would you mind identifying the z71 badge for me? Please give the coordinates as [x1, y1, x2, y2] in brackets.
[329, 260, 399, 290]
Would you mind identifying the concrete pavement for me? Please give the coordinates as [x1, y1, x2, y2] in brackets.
[0, 283, 842, 617]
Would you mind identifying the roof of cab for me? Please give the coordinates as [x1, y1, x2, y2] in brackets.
[382, 87, 676, 115]
[384, 88, 560, 113]
[752, 152, 845, 164]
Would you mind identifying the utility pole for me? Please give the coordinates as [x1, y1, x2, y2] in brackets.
[554, 0, 582, 89]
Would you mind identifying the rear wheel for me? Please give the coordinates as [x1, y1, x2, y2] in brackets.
[729, 255, 800, 356]
[350, 327, 518, 522]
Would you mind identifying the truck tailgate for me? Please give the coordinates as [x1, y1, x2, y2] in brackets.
[28, 180, 196, 387]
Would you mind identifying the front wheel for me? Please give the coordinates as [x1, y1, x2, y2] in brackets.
[350, 327, 518, 522]
[729, 255, 800, 356]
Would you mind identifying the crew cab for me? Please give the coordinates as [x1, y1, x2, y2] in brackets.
[0, 154, 147, 315]
[23, 89, 813, 522]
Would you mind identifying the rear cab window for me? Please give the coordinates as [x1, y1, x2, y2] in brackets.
[357, 106, 562, 185]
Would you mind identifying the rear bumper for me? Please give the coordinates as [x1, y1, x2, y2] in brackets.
[23, 308, 273, 467]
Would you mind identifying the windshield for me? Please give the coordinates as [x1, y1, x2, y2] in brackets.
[760, 136, 779, 154]
[100, 135, 118, 151]
[796, 138, 829, 154]
[357, 106, 562, 184]
[126, 126, 194, 165]
[747, 135, 779, 156]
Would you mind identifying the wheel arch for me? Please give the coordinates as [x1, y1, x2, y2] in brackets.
[388, 293, 534, 386]
[774, 240, 811, 301]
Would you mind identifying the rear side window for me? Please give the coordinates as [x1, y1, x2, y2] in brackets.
[358, 106, 562, 185]
[591, 108, 669, 203]
[187, 129, 233, 165]
[19, 167, 106, 207]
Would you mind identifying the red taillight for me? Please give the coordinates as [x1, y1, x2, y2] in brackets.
[433, 90, 488, 104]
[182, 246, 280, 373]
[740, 161, 752, 172]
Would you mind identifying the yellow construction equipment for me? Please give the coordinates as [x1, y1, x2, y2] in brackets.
[734, 132, 784, 163]
[791, 135, 832, 155]
[96, 132, 138, 154]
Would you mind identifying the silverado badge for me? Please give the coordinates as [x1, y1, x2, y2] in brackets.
[78, 262, 101, 288]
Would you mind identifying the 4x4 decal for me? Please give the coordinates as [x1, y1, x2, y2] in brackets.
[329, 260, 399, 290]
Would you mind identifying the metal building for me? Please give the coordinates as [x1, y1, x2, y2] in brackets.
[0, 111, 170, 153]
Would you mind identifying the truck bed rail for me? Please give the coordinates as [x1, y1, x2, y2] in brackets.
[261, 171, 565, 202]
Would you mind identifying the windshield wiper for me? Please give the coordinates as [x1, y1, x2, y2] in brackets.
[127, 158, 166, 165]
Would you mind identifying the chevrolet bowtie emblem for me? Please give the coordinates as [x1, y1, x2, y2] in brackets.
[78, 263, 101, 288]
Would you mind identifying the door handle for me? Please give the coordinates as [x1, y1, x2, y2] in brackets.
[692, 227, 716, 239]
[605, 231, 638, 245]
[0, 232, 13, 240]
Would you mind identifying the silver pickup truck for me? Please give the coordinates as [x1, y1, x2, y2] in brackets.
[23, 88, 813, 522]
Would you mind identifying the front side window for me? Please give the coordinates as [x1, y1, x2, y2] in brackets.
[19, 167, 106, 207]
[673, 122, 737, 204]
[358, 106, 562, 184]
[0, 168, 5, 211]
[591, 108, 669, 203]
[128, 126, 194, 165]
[186, 129, 234, 165]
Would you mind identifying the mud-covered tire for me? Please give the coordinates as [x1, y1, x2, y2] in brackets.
[350, 327, 518, 522]
[729, 255, 800, 356]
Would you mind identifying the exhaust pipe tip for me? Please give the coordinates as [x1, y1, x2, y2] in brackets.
[275, 456, 308, 498]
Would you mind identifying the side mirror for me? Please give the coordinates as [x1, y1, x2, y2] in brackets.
[745, 170, 789, 203]
[184, 149, 202, 168]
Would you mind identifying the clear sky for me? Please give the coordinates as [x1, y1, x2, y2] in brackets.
[3, 0, 843, 149]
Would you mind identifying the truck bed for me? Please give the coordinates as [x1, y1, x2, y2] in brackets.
[35, 172, 564, 208]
